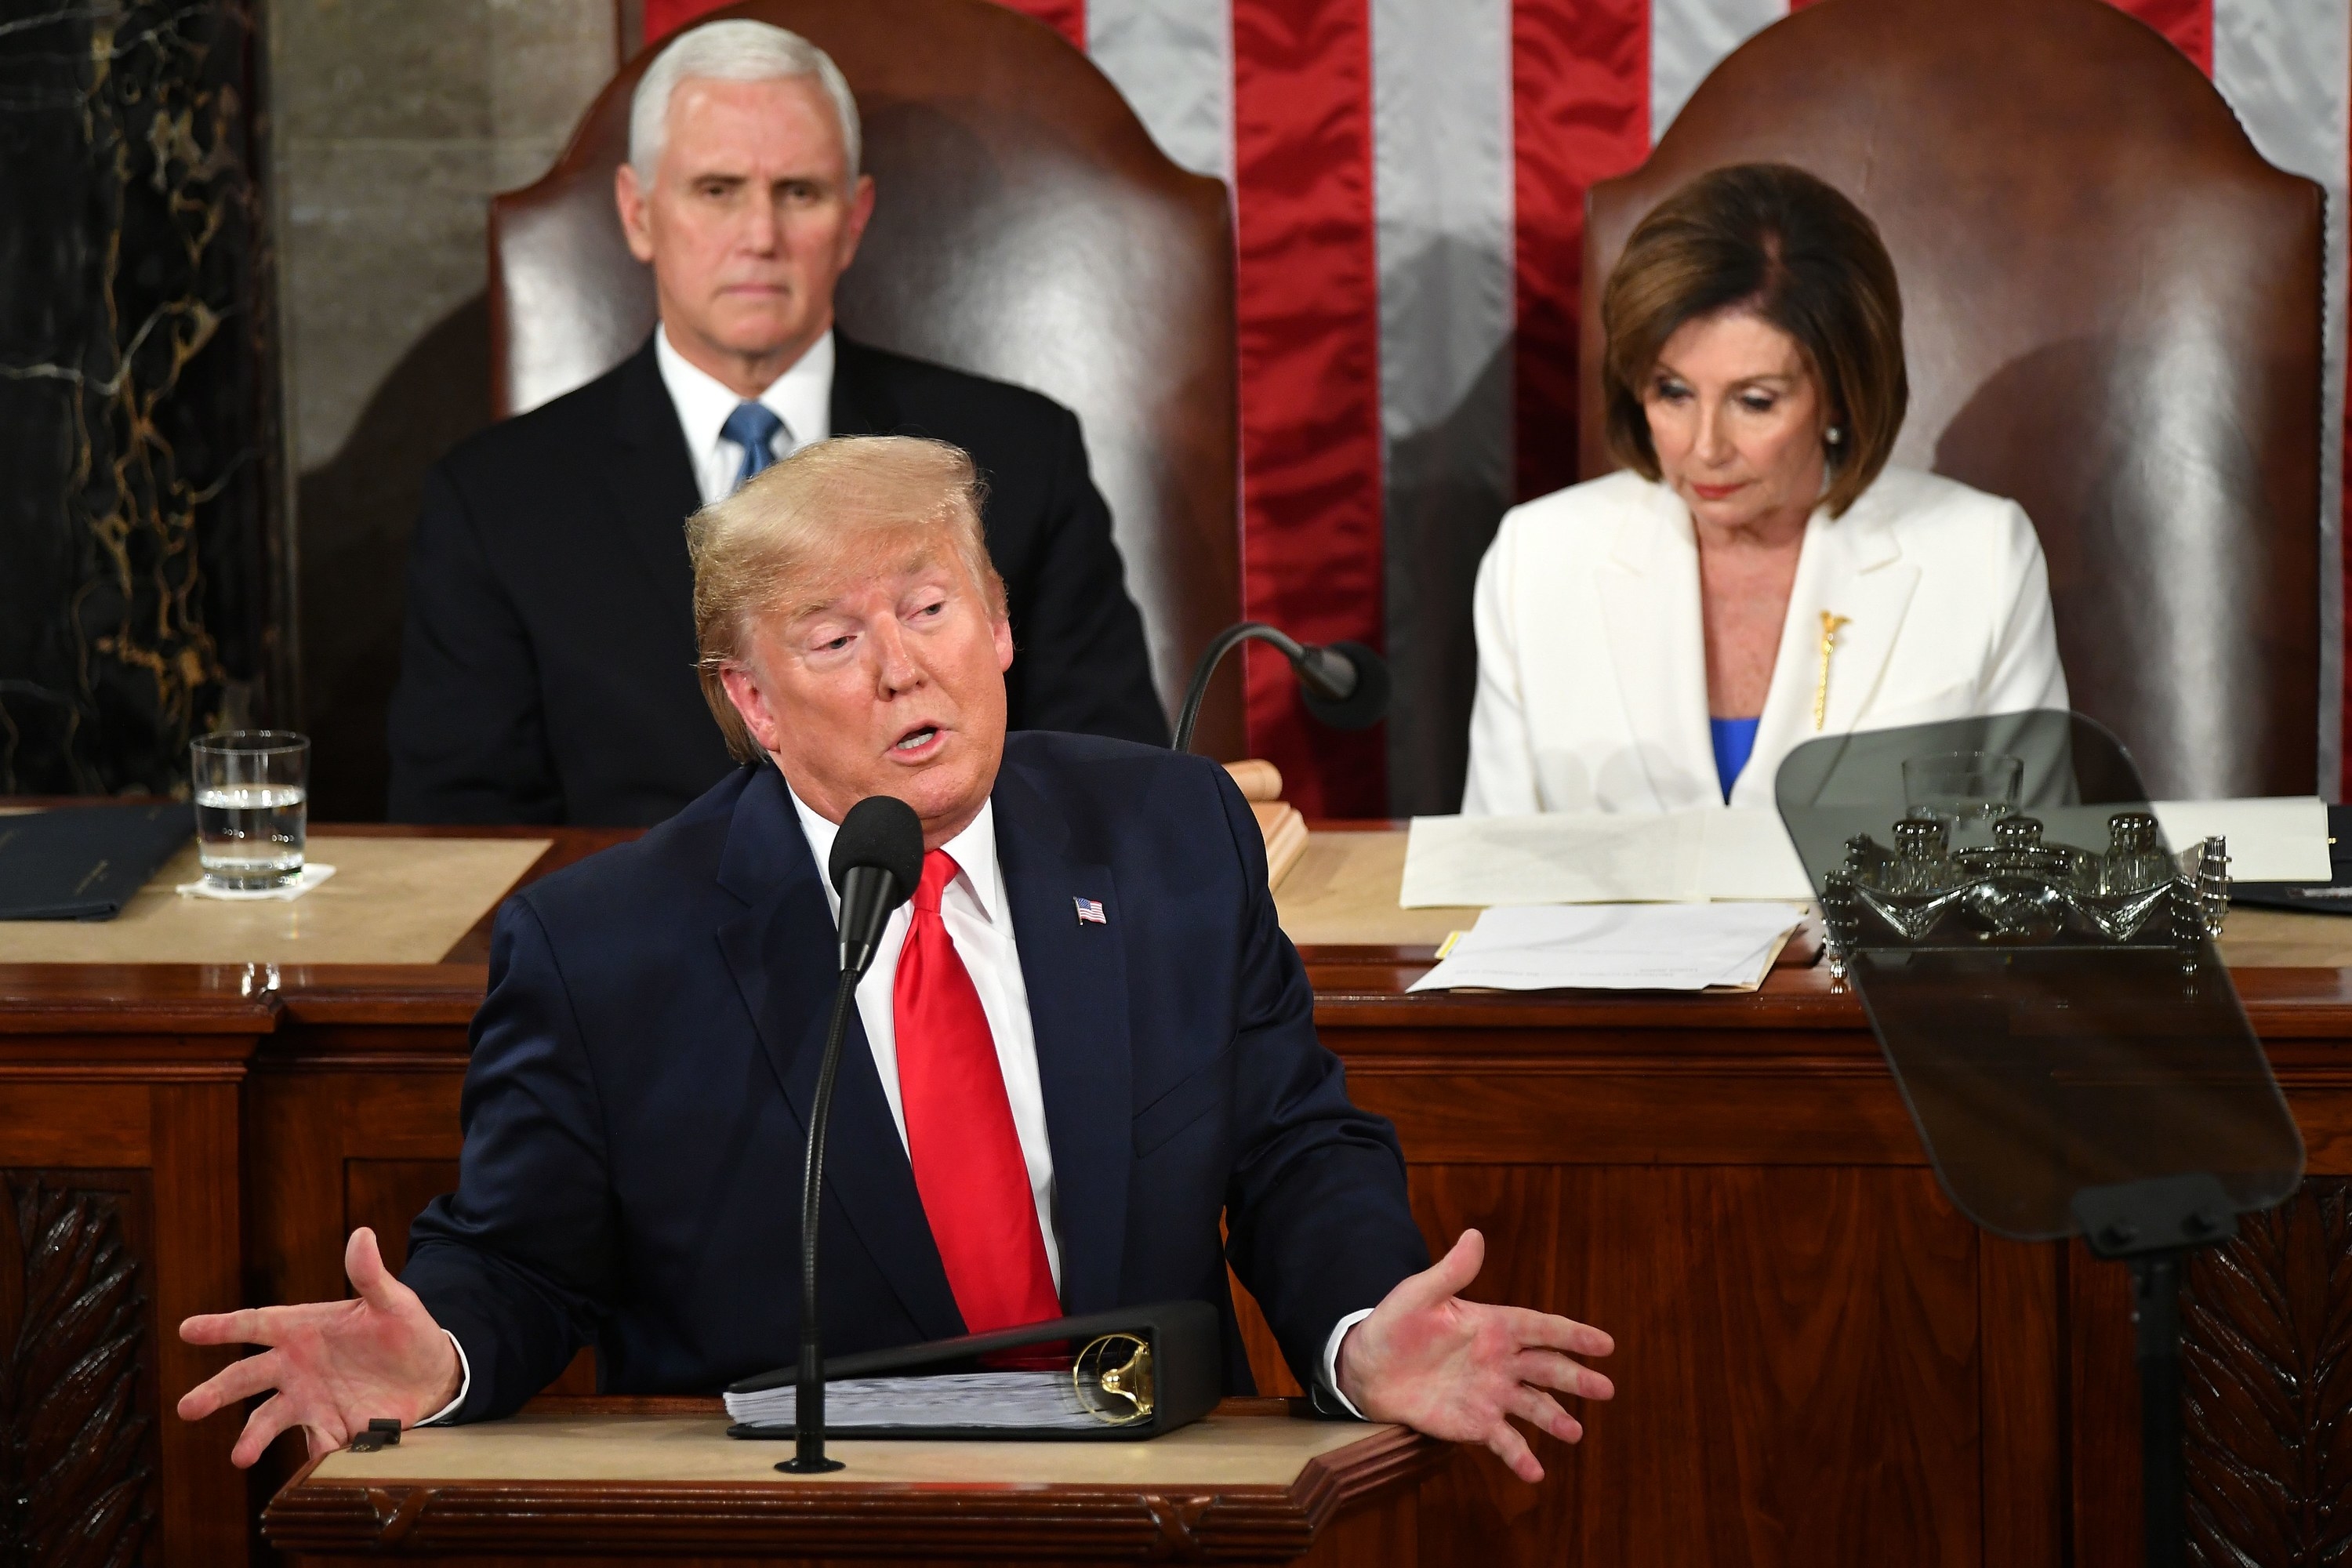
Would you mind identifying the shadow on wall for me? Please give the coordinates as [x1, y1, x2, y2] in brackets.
[299, 294, 492, 822]
[1383, 335, 1512, 819]
[1930, 332, 2307, 800]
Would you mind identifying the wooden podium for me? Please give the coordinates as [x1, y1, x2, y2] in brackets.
[261, 1397, 1451, 1566]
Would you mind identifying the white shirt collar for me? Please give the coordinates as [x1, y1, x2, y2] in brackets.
[782, 775, 1003, 927]
[654, 324, 836, 505]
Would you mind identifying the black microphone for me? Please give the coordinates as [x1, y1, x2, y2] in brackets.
[781, 795, 924, 1475]
[829, 796, 925, 979]
[1172, 622, 1392, 753]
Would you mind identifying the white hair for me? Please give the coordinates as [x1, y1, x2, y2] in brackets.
[629, 20, 862, 183]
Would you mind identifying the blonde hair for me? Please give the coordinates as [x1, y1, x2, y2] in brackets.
[688, 435, 1003, 762]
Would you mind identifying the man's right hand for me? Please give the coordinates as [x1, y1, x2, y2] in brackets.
[177, 1227, 462, 1467]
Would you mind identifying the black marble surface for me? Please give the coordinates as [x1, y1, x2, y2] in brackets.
[0, 1, 284, 795]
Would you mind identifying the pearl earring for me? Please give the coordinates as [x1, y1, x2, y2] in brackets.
[1825, 426, 1845, 445]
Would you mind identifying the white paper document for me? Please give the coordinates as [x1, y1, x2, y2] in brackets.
[2150, 797, 2330, 883]
[1402, 799, 2330, 908]
[1406, 902, 1804, 993]
[1402, 809, 1809, 906]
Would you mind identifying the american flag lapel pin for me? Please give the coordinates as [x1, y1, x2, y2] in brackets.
[1073, 897, 1107, 927]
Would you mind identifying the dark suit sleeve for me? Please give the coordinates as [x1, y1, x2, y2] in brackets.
[1211, 768, 1429, 1389]
[386, 463, 564, 824]
[1004, 408, 1172, 746]
[403, 898, 618, 1421]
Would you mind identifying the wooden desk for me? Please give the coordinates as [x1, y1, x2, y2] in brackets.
[5, 821, 2352, 1566]
[262, 1396, 1448, 1565]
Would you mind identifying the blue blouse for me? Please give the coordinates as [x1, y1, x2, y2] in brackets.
[1710, 716, 1762, 800]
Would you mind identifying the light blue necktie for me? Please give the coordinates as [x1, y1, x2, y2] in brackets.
[721, 401, 787, 492]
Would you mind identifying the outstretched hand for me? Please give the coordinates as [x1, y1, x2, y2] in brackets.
[1335, 1229, 1614, 1483]
[177, 1227, 461, 1467]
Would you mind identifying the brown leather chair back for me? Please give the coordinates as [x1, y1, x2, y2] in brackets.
[490, 0, 1243, 754]
[1580, 0, 2324, 798]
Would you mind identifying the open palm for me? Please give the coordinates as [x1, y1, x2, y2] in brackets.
[178, 1227, 460, 1467]
[1336, 1229, 1615, 1483]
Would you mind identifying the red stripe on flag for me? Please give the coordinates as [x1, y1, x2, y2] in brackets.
[2104, 0, 2214, 76]
[1231, 0, 1388, 817]
[643, 0, 720, 44]
[1512, 0, 1651, 502]
[987, 0, 1085, 49]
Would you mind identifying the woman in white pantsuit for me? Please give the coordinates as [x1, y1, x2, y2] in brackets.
[1463, 165, 2067, 815]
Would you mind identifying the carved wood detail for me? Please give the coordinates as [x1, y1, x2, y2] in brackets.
[0, 1178, 157, 1566]
[262, 1406, 1449, 1561]
[2182, 1178, 2352, 1567]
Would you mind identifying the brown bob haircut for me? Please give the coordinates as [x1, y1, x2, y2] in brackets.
[688, 434, 1004, 764]
[1600, 162, 1907, 517]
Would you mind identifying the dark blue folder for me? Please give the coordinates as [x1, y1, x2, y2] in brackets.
[0, 803, 192, 920]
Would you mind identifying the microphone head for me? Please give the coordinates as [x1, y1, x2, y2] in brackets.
[828, 795, 925, 909]
[1299, 641, 1389, 731]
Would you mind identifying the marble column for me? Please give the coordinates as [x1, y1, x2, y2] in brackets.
[0, 1, 285, 796]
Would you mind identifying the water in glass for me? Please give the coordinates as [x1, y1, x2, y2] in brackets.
[195, 784, 307, 887]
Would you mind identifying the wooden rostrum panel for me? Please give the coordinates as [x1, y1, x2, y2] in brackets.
[0, 1174, 159, 1567]
[2180, 1178, 2352, 1566]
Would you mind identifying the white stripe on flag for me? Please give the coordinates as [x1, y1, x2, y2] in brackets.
[2215, 0, 2352, 793]
[1370, 0, 1515, 812]
[1085, 0, 1235, 183]
[1651, 0, 1786, 144]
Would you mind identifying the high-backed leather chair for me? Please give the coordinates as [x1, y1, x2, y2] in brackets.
[489, 0, 1243, 754]
[1580, 0, 2324, 798]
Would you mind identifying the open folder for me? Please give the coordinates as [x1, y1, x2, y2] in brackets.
[724, 1300, 1221, 1442]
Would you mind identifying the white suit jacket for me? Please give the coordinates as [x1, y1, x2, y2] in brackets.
[1462, 466, 2069, 813]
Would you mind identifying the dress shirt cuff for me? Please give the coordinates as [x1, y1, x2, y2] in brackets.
[417, 1330, 472, 1426]
[1317, 1308, 1377, 1420]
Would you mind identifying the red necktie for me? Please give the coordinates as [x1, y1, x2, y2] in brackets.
[892, 849, 1061, 1334]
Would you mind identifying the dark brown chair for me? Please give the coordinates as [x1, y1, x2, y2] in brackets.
[490, 0, 1244, 754]
[1580, 0, 2325, 798]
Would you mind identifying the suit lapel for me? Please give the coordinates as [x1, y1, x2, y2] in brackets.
[604, 336, 705, 623]
[713, 767, 965, 1341]
[828, 336, 891, 438]
[990, 764, 1131, 1317]
[1734, 499, 1920, 808]
[1595, 488, 1718, 809]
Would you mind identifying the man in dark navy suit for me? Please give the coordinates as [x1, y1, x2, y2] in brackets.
[386, 18, 1165, 826]
[181, 437, 1615, 1485]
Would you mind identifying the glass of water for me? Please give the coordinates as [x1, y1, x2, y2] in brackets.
[1901, 750, 2024, 848]
[191, 731, 310, 890]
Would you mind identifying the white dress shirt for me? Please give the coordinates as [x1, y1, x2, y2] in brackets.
[785, 785, 1062, 1290]
[654, 323, 835, 506]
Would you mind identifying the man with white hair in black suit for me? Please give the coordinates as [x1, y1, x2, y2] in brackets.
[388, 19, 1168, 827]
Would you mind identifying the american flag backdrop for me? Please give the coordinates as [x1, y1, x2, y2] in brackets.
[646, 0, 2352, 818]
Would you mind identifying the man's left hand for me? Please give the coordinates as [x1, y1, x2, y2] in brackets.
[1334, 1229, 1614, 1483]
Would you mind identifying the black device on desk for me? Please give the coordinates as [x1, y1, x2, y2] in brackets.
[0, 804, 190, 920]
[725, 1300, 1221, 1442]
[2232, 803, 2352, 913]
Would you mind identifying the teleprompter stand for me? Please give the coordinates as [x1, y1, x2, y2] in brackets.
[1775, 711, 2305, 1568]
[2073, 1174, 2237, 1567]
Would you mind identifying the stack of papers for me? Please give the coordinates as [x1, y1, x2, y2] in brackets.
[1407, 903, 1804, 993]
[724, 1370, 1098, 1431]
